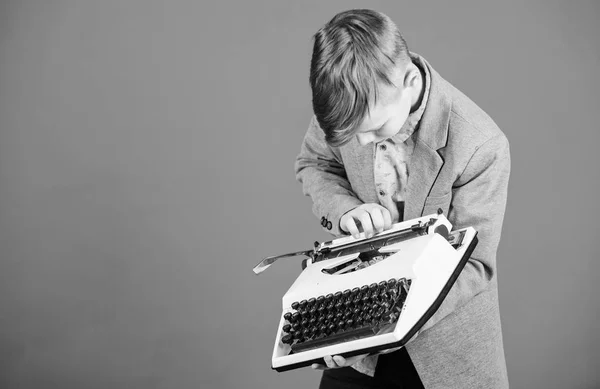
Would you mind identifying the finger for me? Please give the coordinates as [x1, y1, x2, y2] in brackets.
[344, 216, 361, 239]
[381, 207, 393, 230]
[311, 363, 327, 370]
[340, 354, 369, 366]
[368, 207, 385, 233]
[323, 355, 337, 369]
[358, 212, 374, 238]
[332, 355, 347, 366]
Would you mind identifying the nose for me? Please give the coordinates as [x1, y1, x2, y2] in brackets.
[356, 133, 373, 146]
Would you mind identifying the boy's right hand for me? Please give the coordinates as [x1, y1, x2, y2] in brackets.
[340, 204, 392, 239]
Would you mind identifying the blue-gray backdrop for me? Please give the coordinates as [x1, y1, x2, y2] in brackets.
[0, 1, 598, 388]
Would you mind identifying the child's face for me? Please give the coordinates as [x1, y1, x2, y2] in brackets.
[354, 65, 419, 146]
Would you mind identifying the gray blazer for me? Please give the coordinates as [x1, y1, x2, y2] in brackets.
[295, 55, 510, 389]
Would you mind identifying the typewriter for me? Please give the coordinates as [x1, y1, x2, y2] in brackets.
[253, 210, 478, 372]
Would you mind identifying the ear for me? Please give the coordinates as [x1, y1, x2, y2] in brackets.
[403, 64, 421, 89]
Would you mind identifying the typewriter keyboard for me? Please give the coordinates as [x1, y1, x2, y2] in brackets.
[281, 278, 411, 354]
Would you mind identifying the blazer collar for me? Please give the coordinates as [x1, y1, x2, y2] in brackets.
[404, 55, 454, 220]
[412, 54, 452, 151]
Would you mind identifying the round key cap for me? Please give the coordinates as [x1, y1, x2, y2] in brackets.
[379, 280, 387, 289]
[281, 334, 293, 344]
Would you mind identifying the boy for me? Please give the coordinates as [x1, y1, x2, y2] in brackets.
[295, 9, 510, 389]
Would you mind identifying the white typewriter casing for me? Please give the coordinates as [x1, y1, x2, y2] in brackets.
[270, 213, 478, 371]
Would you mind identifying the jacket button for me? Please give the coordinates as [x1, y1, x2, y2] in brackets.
[326, 221, 332, 230]
[321, 217, 327, 227]
[379, 190, 386, 196]
[379, 144, 387, 151]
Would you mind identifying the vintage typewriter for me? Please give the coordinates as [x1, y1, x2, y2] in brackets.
[253, 210, 478, 372]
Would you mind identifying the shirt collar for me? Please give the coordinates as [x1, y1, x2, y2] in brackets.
[390, 53, 431, 144]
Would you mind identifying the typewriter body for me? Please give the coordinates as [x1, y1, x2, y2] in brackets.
[253, 211, 478, 372]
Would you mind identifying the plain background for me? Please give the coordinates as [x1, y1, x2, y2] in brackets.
[0, 1, 598, 388]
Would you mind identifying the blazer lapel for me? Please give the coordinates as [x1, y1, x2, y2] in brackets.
[404, 141, 444, 219]
[403, 54, 453, 220]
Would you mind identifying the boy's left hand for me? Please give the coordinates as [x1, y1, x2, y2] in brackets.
[311, 353, 369, 370]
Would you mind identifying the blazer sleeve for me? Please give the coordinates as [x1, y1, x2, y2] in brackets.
[294, 116, 364, 236]
[418, 133, 511, 334]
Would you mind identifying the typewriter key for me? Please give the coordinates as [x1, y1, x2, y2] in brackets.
[282, 324, 291, 332]
[281, 334, 293, 344]
[291, 301, 299, 310]
[326, 299, 335, 310]
[284, 312, 292, 321]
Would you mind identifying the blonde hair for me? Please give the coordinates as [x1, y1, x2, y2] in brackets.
[309, 9, 411, 146]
